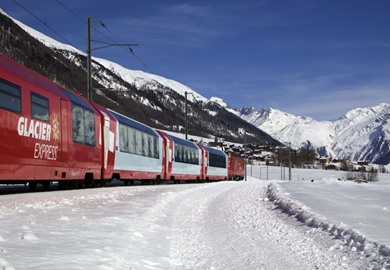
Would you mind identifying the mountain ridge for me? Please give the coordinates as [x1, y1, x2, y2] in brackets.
[1, 9, 388, 164]
[237, 103, 390, 164]
[0, 10, 280, 147]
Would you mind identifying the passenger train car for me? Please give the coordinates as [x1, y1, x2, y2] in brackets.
[0, 53, 244, 190]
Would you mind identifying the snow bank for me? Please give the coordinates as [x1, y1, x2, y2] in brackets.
[267, 183, 390, 268]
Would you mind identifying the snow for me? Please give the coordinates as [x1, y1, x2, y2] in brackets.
[0, 10, 82, 55]
[239, 104, 390, 163]
[2, 9, 390, 268]
[3, 9, 389, 164]
[0, 167, 390, 269]
[209, 97, 240, 116]
[209, 97, 228, 108]
[95, 58, 208, 103]
[1, 9, 209, 106]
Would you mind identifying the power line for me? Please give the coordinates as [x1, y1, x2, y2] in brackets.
[52, 0, 157, 75]
[54, 0, 85, 24]
[10, 0, 76, 47]
[54, 0, 125, 49]
[98, 23, 154, 71]
[54, 0, 144, 66]
[12, 0, 187, 100]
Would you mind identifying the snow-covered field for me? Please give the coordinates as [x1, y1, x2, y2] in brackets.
[0, 167, 389, 270]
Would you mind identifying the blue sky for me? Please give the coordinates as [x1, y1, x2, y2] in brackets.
[2, 0, 390, 120]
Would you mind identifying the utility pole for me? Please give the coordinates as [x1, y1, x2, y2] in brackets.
[86, 17, 138, 101]
[184, 91, 196, 140]
[288, 143, 292, 180]
[87, 17, 92, 101]
[185, 91, 188, 140]
[239, 128, 247, 182]
[244, 135, 247, 181]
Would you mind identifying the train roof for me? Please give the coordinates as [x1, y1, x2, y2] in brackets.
[159, 131, 198, 149]
[0, 54, 63, 96]
[203, 146, 226, 156]
[108, 109, 158, 137]
[60, 87, 95, 111]
[0, 54, 96, 113]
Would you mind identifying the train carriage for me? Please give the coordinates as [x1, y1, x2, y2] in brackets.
[90, 103, 117, 182]
[0, 53, 244, 190]
[200, 145, 228, 181]
[109, 110, 164, 184]
[0, 54, 102, 189]
[157, 131, 202, 183]
[228, 155, 245, 180]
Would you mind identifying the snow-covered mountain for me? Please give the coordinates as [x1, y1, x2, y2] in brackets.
[238, 104, 390, 164]
[2, 9, 389, 163]
[4, 9, 206, 103]
[0, 9, 280, 146]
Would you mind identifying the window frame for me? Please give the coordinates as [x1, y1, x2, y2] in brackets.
[0, 77, 21, 114]
[71, 103, 95, 146]
[209, 152, 227, 168]
[118, 123, 160, 159]
[174, 143, 199, 165]
[31, 92, 49, 122]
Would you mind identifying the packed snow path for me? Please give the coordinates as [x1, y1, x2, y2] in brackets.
[0, 181, 378, 270]
[169, 181, 366, 270]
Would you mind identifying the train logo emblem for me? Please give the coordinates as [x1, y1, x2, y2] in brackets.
[17, 114, 60, 160]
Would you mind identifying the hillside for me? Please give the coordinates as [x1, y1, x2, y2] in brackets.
[2, 9, 388, 164]
[0, 10, 280, 147]
[237, 104, 390, 164]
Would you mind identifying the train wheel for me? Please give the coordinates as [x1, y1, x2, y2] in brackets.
[41, 181, 50, 191]
[83, 178, 93, 188]
[28, 181, 37, 191]
[155, 176, 161, 185]
[77, 181, 84, 189]
[58, 181, 65, 190]
[124, 180, 134, 186]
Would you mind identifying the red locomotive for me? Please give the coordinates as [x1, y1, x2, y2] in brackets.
[0, 54, 244, 190]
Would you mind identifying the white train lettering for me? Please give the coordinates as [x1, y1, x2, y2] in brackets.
[18, 117, 51, 141]
[34, 143, 58, 160]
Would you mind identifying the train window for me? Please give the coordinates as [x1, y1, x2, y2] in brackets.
[31, 92, 49, 122]
[118, 123, 159, 159]
[175, 145, 180, 162]
[173, 143, 199, 165]
[195, 149, 199, 164]
[84, 109, 95, 146]
[147, 135, 153, 157]
[209, 152, 227, 168]
[184, 148, 189, 163]
[142, 133, 148, 156]
[153, 137, 160, 158]
[135, 130, 142, 156]
[0, 78, 21, 114]
[190, 149, 194, 164]
[72, 104, 95, 146]
[128, 127, 136, 154]
[119, 124, 129, 153]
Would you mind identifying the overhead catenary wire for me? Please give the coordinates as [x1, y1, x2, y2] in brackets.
[10, 0, 76, 47]
[11, 0, 195, 104]
[54, 0, 149, 71]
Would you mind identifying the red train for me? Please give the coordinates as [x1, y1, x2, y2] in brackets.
[0, 54, 244, 190]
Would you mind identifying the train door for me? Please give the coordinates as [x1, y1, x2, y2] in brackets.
[167, 139, 173, 176]
[161, 138, 167, 179]
[156, 130, 173, 180]
[203, 150, 209, 180]
[198, 145, 208, 180]
[60, 99, 68, 163]
[163, 137, 173, 180]
[100, 110, 115, 179]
